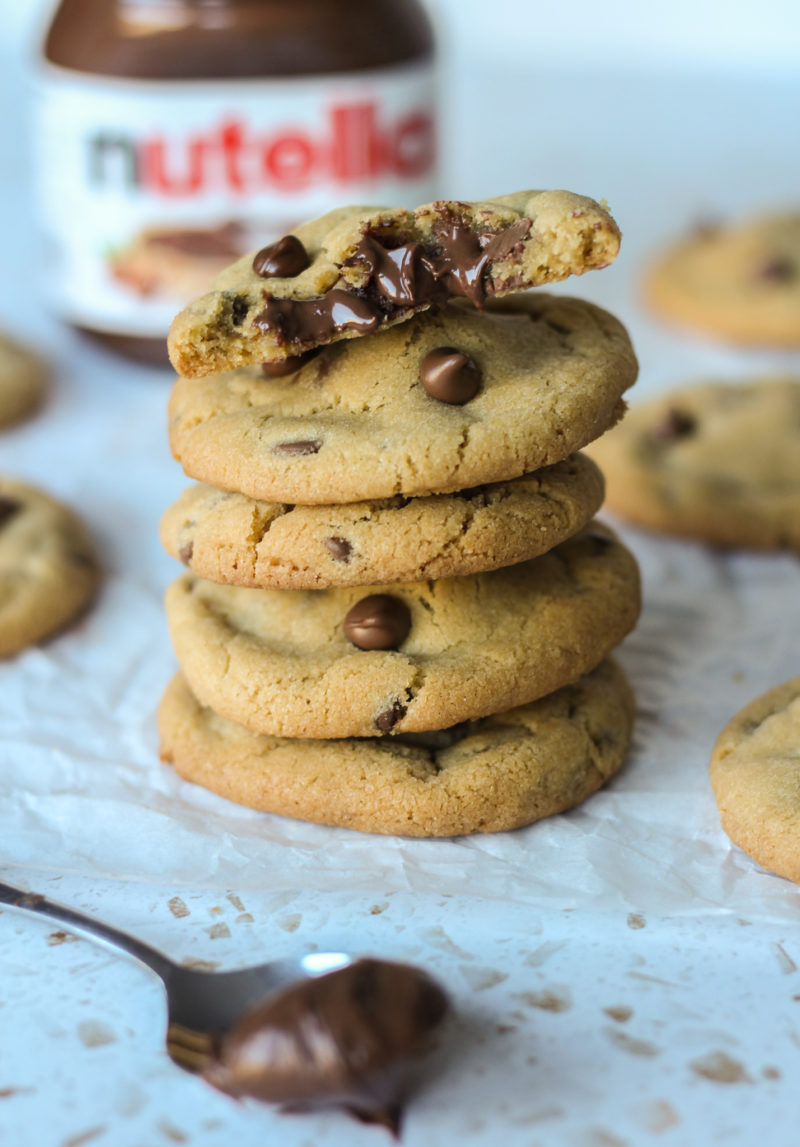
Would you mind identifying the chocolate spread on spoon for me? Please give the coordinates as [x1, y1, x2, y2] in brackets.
[203, 958, 449, 1134]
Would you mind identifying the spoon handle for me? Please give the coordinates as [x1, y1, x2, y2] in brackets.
[0, 879, 175, 983]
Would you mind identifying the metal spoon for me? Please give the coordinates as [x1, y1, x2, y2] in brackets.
[0, 879, 350, 1073]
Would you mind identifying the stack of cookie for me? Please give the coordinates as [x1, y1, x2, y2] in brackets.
[158, 191, 641, 837]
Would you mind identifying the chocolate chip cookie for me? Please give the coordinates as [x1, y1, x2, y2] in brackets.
[587, 377, 800, 550]
[645, 211, 800, 346]
[0, 333, 47, 429]
[160, 454, 604, 589]
[710, 676, 800, 883]
[164, 523, 640, 739]
[167, 190, 621, 377]
[0, 478, 100, 657]
[159, 657, 635, 837]
[168, 294, 636, 505]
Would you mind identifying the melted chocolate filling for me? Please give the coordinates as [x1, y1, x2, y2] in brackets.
[253, 218, 531, 345]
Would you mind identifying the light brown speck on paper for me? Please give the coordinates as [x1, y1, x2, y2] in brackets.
[61, 1127, 107, 1147]
[77, 1021, 116, 1048]
[689, 1050, 752, 1084]
[206, 922, 231, 940]
[639, 1099, 680, 1133]
[604, 1027, 659, 1058]
[604, 1005, 633, 1023]
[516, 987, 572, 1013]
[181, 958, 218, 971]
[773, 943, 797, 974]
[48, 931, 78, 946]
[459, 966, 508, 992]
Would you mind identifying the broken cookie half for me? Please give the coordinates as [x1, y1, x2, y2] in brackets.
[167, 189, 621, 378]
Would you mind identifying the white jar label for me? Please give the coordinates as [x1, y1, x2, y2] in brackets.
[33, 64, 437, 337]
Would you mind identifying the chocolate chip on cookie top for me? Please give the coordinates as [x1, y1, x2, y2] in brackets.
[375, 700, 408, 733]
[343, 595, 411, 651]
[419, 348, 481, 404]
[323, 537, 352, 563]
[0, 495, 22, 527]
[754, 255, 796, 283]
[252, 235, 310, 279]
[271, 439, 322, 456]
[651, 407, 697, 442]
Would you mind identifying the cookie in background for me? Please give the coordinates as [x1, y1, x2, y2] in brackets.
[0, 478, 100, 657]
[711, 677, 800, 884]
[0, 332, 47, 429]
[587, 377, 800, 552]
[644, 209, 800, 347]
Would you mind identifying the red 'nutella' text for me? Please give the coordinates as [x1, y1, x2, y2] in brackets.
[89, 104, 435, 196]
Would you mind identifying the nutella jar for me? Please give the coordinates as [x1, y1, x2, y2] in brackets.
[34, 0, 437, 364]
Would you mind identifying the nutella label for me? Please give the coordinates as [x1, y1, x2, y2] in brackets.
[33, 64, 437, 337]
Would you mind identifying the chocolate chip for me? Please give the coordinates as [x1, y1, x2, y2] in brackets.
[544, 318, 572, 336]
[692, 217, 721, 239]
[272, 440, 322, 456]
[419, 347, 481, 404]
[230, 295, 248, 325]
[652, 407, 697, 442]
[179, 542, 194, 566]
[581, 530, 612, 552]
[0, 496, 22, 528]
[375, 701, 408, 733]
[261, 349, 319, 378]
[65, 543, 95, 570]
[344, 594, 411, 651]
[252, 235, 310, 279]
[324, 537, 352, 562]
[754, 255, 796, 283]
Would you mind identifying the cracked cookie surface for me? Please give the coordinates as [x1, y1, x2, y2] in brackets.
[587, 377, 800, 550]
[159, 658, 635, 837]
[160, 454, 604, 589]
[645, 211, 800, 346]
[168, 294, 636, 505]
[0, 477, 100, 657]
[167, 190, 621, 377]
[0, 334, 46, 429]
[164, 523, 641, 739]
[710, 676, 800, 883]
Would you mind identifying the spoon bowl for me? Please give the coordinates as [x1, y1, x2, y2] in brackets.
[0, 879, 350, 1072]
